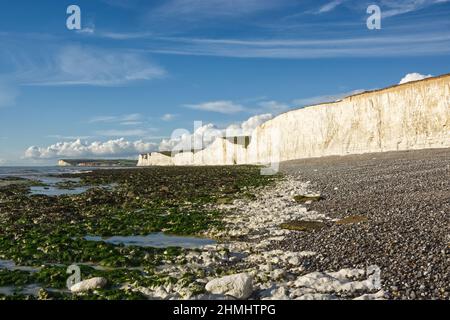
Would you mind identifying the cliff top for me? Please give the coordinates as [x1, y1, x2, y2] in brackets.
[290, 72, 450, 113]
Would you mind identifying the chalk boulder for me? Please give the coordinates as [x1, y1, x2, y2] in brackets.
[70, 277, 107, 293]
[205, 273, 253, 299]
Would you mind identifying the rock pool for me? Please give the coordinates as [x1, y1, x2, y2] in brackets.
[85, 233, 216, 249]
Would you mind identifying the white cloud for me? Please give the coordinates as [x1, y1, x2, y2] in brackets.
[159, 114, 273, 152]
[161, 113, 178, 121]
[25, 45, 166, 86]
[226, 113, 273, 136]
[159, 123, 222, 152]
[24, 138, 156, 159]
[241, 113, 273, 132]
[0, 158, 6, 165]
[399, 72, 432, 84]
[185, 100, 245, 114]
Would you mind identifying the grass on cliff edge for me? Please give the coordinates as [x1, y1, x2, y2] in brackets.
[0, 165, 278, 299]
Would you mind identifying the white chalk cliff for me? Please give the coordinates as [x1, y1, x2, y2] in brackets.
[138, 74, 450, 166]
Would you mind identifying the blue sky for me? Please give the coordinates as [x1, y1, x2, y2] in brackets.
[0, 0, 449, 165]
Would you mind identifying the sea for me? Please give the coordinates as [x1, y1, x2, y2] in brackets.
[0, 166, 96, 178]
[0, 166, 97, 196]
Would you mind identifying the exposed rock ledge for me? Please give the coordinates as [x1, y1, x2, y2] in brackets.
[139, 74, 450, 166]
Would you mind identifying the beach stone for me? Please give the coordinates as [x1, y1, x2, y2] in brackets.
[205, 273, 253, 299]
[288, 256, 300, 265]
[261, 286, 290, 300]
[70, 277, 107, 293]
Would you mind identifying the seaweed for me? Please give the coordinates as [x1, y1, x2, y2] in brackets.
[0, 165, 276, 299]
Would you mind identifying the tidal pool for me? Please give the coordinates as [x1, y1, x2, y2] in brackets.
[0, 284, 42, 297]
[0, 259, 40, 272]
[30, 185, 89, 196]
[28, 177, 115, 196]
[85, 233, 216, 249]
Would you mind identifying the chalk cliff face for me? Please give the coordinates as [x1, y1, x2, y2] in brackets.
[138, 74, 450, 166]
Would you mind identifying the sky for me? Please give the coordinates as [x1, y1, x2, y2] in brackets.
[0, 0, 449, 165]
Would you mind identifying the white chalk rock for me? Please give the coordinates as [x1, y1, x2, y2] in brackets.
[70, 277, 107, 293]
[205, 273, 253, 299]
[353, 290, 386, 300]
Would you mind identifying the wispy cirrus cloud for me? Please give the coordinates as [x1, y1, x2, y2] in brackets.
[185, 100, 246, 114]
[88, 113, 158, 138]
[315, 0, 348, 14]
[100, 0, 144, 9]
[97, 31, 154, 40]
[3, 44, 166, 87]
[140, 31, 450, 58]
[149, 0, 290, 20]
[33, 45, 166, 86]
[89, 113, 143, 125]
[77, 0, 450, 60]
[313, 0, 449, 17]
[46, 135, 93, 140]
[380, 0, 450, 18]
[95, 128, 157, 137]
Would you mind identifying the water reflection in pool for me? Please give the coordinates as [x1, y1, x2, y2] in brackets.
[30, 185, 89, 196]
[0, 259, 40, 272]
[85, 233, 216, 249]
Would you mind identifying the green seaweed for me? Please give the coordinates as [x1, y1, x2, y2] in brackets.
[293, 195, 322, 203]
[280, 220, 325, 232]
[0, 165, 276, 300]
